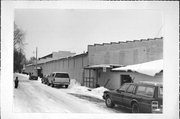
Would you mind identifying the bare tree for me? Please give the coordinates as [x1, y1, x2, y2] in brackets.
[14, 23, 26, 52]
[27, 56, 36, 65]
[14, 23, 26, 72]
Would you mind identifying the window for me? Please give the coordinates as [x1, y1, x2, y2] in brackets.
[126, 85, 135, 93]
[145, 87, 155, 97]
[136, 86, 155, 97]
[136, 86, 146, 96]
[121, 75, 133, 86]
[55, 73, 69, 78]
[119, 83, 130, 92]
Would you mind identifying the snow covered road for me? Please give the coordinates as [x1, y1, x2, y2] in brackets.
[13, 73, 128, 113]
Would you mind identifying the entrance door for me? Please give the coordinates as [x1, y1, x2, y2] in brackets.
[83, 69, 97, 88]
[37, 68, 42, 78]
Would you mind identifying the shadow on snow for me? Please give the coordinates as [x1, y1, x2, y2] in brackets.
[68, 93, 131, 113]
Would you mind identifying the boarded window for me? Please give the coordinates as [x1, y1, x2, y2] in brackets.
[121, 75, 132, 86]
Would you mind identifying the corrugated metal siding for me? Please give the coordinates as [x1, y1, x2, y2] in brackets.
[25, 53, 88, 85]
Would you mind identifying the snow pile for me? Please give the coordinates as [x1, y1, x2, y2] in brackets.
[14, 72, 29, 79]
[68, 79, 94, 96]
[69, 79, 81, 88]
[69, 81, 108, 100]
[37, 77, 42, 83]
[69, 84, 90, 94]
[90, 87, 109, 99]
[66, 79, 109, 100]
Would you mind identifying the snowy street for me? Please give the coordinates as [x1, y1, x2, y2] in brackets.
[13, 73, 129, 113]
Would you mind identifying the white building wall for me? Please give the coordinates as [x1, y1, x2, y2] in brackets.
[97, 70, 163, 90]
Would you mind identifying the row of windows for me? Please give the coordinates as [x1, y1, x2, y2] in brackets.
[120, 84, 155, 97]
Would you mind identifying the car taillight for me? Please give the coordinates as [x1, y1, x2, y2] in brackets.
[151, 101, 158, 111]
[160, 105, 163, 108]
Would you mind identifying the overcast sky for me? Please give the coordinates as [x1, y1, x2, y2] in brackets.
[15, 9, 163, 60]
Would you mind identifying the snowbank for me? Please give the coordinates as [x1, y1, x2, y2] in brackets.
[14, 73, 29, 79]
[68, 79, 109, 100]
[14, 73, 43, 83]
[69, 79, 81, 88]
[37, 77, 42, 82]
[89, 87, 109, 99]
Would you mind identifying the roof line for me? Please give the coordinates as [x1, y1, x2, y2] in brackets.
[88, 37, 163, 47]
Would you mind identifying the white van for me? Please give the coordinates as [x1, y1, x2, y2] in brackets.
[48, 72, 70, 88]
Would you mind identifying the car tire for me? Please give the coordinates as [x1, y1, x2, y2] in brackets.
[132, 103, 139, 113]
[105, 96, 115, 108]
[65, 85, 68, 88]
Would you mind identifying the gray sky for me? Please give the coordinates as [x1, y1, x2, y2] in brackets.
[15, 9, 163, 60]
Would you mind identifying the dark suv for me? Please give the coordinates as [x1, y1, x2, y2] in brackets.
[103, 82, 163, 113]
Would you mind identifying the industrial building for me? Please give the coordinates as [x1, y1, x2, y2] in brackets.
[25, 37, 163, 89]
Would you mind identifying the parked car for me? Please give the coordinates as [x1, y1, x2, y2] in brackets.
[29, 72, 38, 80]
[41, 75, 49, 84]
[47, 72, 70, 88]
[103, 81, 163, 113]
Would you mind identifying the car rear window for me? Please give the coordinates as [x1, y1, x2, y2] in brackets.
[136, 86, 146, 95]
[136, 86, 155, 97]
[145, 87, 154, 97]
[55, 73, 69, 78]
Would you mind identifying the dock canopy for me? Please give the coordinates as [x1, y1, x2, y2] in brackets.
[84, 64, 122, 69]
[112, 59, 163, 76]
